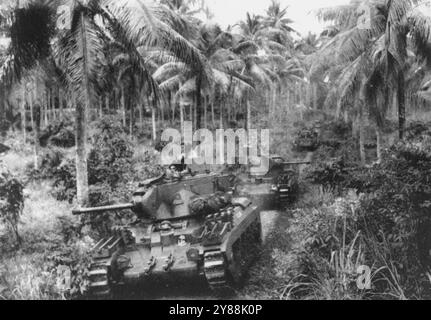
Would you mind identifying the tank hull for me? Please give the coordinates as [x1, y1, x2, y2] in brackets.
[87, 200, 262, 297]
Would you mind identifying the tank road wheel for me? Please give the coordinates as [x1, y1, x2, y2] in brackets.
[88, 262, 113, 300]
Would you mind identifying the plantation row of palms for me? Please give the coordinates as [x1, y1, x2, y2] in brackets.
[311, 0, 431, 163]
[0, 0, 431, 205]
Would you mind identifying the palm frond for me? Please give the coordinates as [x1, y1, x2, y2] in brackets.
[153, 61, 187, 81]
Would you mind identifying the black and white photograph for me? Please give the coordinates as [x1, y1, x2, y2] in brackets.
[0, 0, 431, 305]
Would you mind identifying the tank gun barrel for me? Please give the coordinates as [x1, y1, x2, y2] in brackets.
[72, 203, 135, 215]
[282, 161, 312, 165]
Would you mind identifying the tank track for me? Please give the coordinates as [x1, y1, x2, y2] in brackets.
[277, 185, 291, 205]
[203, 218, 263, 296]
[203, 251, 233, 296]
[88, 261, 112, 299]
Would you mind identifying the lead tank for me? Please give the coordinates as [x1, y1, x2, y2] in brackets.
[73, 172, 262, 298]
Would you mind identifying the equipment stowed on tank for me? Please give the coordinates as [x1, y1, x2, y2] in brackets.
[73, 171, 263, 298]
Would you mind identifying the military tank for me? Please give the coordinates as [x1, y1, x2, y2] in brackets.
[293, 127, 320, 152]
[234, 156, 310, 210]
[73, 171, 262, 298]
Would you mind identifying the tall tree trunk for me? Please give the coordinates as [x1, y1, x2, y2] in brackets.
[43, 89, 48, 126]
[21, 86, 26, 142]
[306, 83, 312, 107]
[398, 73, 406, 140]
[313, 82, 318, 110]
[195, 76, 202, 129]
[98, 95, 102, 118]
[51, 87, 56, 121]
[392, 91, 397, 120]
[59, 87, 64, 120]
[246, 96, 251, 132]
[152, 106, 157, 142]
[76, 12, 90, 206]
[299, 83, 303, 107]
[204, 94, 207, 129]
[46, 88, 51, 122]
[121, 85, 126, 127]
[161, 99, 165, 123]
[228, 96, 232, 123]
[32, 82, 40, 170]
[105, 94, 109, 113]
[376, 126, 382, 163]
[211, 97, 215, 128]
[29, 88, 34, 134]
[180, 103, 184, 136]
[139, 101, 143, 132]
[194, 102, 197, 129]
[167, 91, 172, 124]
[220, 100, 224, 129]
[170, 92, 175, 125]
[359, 101, 366, 166]
[129, 96, 134, 139]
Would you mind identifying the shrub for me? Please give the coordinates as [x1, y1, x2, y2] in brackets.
[39, 121, 75, 148]
[51, 158, 76, 203]
[0, 166, 24, 246]
[88, 116, 134, 188]
[354, 138, 431, 298]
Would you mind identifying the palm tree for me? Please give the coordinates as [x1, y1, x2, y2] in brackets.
[2, 0, 210, 205]
[313, 0, 431, 163]
[265, 0, 295, 31]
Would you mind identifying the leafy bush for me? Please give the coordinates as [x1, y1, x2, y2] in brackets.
[297, 133, 431, 299]
[87, 116, 134, 188]
[353, 138, 431, 298]
[405, 122, 431, 141]
[51, 158, 76, 203]
[39, 121, 75, 148]
[0, 166, 24, 246]
[305, 158, 350, 191]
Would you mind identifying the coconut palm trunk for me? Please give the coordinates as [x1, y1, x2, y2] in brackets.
[152, 106, 157, 141]
[313, 82, 318, 110]
[203, 94, 207, 129]
[398, 72, 406, 140]
[75, 11, 91, 207]
[211, 97, 215, 128]
[246, 97, 251, 132]
[29, 88, 34, 134]
[59, 87, 64, 119]
[51, 87, 56, 121]
[358, 101, 366, 166]
[139, 101, 143, 131]
[121, 84, 126, 127]
[376, 126, 382, 163]
[129, 95, 134, 139]
[21, 86, 26, 142]
[180, 103, 184, 136]
[32, 82, 40, 170]
[195, 76, 203, 129]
